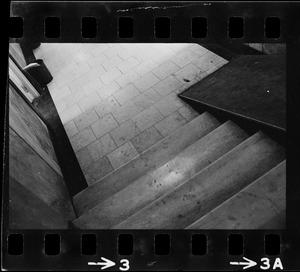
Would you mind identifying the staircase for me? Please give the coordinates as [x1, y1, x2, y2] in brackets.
[71, 111, 286, 229]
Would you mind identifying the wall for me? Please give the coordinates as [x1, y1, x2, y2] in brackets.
[9, 84, 76, 229]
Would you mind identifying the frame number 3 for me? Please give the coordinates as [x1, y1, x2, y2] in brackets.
[119, 259, 130, 271]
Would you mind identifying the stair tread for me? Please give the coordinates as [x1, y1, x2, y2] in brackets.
[186, 160, 286, 229]
[114, 131, 285, 229]
[73, 120, 249, 229]
[73, 112, 221, 216]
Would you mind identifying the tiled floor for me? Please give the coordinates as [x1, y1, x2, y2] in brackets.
[34, 43, 228, 186]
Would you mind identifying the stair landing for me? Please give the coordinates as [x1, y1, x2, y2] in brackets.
[180, 55, 286, 129]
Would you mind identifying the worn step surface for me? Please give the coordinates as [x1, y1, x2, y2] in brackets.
[73, 112, 221, 216]
[186, 160, 286, 229]
[115, 132, 285, 229]
[73, 121, 248, 228]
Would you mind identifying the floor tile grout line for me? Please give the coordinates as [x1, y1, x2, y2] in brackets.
[80, 112, 200, 189]
[86, 132, 118, 164]
[38, 43, 227, 186]
[176, 107, 197, 123]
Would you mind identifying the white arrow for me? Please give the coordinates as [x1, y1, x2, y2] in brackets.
[230, 257, 257, 270]
[88, 257, 116, 270]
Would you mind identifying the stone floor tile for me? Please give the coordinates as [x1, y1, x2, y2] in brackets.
[205, 65, 219, 75]
[70, 127, 96, 152]
[143, 88, 162, 103]
[51, 85, 72, 101]
[90, 44, 110, 57]
[111, 101, 141, 124]
[134, 59, 159, 77]
[94, 96, 120, 118]
[118, 45, 139, 60]
[216, 59, 229, 68]
[91, 113, 119, 138]
[84, 65, 106, 81]
[81, 78, 104, 96]
[60, 104, 82, 125]
[102, 55, 123, 71]
[57, 62, 78, 77]
[177, 104, 200, 122]
[130, 126, 164, 154]
[78, 92, 102, 112]
[63, 88, 86, 108]
[174, 63, 205, 84]
[106, 43, 115, 48]
[87, 133, 117, 162]
[47, 80, 58, 91]
[189, 44, 209, 56]
[133, 72, 160, 93]
[173, 76, 207, 96]
[107, 141, 139, 169]
[55, 100, 67, 114]
[99, 67, 122, 85]
[74, 49, 94, 65]
[193, 51, 225, 72]
[154, 111, 188, 137]
[103, 44, 124, 59]
[153, 75, 183, 97]
[131, 88, 161, 111]
[110, 119, 141, 147]
[205, 59, 229, 75]
[132, 106, 164, 131]
[131, 93, 154, 111]
[117, 57, 139, 74]
[97, 81, 120, 100]
[152, 61, 181, 80]
[135, 48, 158, 63]
[83, 156, 114, 186]
[115, 70, 141, 88]
[172, 49, 199, 68]
[76, 147, 94, 170]
[168, 43, 191, 54]
[151, 50, 177, 65]
[64, 120, 78, 138]
[87, 53, 108, 69]
[74, 108, 99, 131]
[72, 63, 93, 79]
[154, 92, 186, 117]
[113, 84, 140, 105]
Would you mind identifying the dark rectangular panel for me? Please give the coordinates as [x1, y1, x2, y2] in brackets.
[180, 55, 286, 129]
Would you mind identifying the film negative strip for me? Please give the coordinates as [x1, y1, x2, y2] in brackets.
[4, 1, 300, 271]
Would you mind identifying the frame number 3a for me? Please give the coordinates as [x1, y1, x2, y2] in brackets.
[260, 258, 283, 270]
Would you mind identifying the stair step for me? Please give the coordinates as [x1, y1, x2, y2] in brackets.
[114, 132, 285, 229]
[73, 112, 221, 216]
[186, 160, 286, 229]
[72, 121, 248, 228]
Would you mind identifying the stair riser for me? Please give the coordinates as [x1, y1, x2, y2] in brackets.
[115, 132, 285, 229]
[73, 113, 220, 216]
[186, 161, 286, 229]
[73, 121, 248, 229]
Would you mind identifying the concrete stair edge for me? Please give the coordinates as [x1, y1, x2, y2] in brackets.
[113, 131, 285, 229]
[186, 160, 286, 229]
[73, 111, 221, 216]
[72, 120, 249, 229]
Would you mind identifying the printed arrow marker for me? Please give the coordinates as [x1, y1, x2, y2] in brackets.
[230, 257, 257, 270]
[88, 257, 116, 270]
